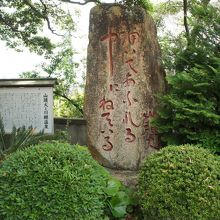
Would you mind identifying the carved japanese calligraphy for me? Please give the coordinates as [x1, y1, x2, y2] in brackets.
[123, 73, 136, 87]
[101, 112, 113, 127]
[100, 27, 118, 77]
[126, 91, 132, 106]
[129, 32, 139, 45]
[102, 136, 113, 151]
[125, 128, 136, 143]
[99, 97, 114, 110]
[85, 5, 166, 170]
[123, 111, 140, 128]
[109, 84, 120, 92]
[143, 111, 159, 149]
[125, 59, 138, 74]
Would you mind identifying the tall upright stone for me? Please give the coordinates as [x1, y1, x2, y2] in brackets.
[84, 4, 166, 171]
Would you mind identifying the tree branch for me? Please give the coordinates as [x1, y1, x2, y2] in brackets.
[39, 0, 64, 37]
[61, 0, 99, 5]
[23, 0, 63, 37]
[183, 0, 190, 42]
[54, 91, 84, 115]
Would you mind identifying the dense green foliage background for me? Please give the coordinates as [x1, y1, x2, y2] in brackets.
[152, 0, 220, 152]
[153, 59, 220, 153]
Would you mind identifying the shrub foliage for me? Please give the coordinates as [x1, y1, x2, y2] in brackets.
[138, 145, 220, 220]
[152, 58, 220, 153]
[0, 142, 108, 220]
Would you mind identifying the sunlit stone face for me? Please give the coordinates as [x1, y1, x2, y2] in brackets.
[84, 5, 166, 170]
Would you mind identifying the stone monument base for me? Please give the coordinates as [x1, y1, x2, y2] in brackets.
[106, 167, 138, 188]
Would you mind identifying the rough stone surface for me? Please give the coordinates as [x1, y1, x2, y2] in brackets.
[106, 168, 138, 189]
[84, 4, 166, 170]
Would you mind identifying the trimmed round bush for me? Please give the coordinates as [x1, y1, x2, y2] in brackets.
[0, 142, 108, 220]
[138, 145, 220, 220]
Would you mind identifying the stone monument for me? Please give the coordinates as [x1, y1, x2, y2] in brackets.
[84, 5, 166, 171]
[0, 78, 56, 134]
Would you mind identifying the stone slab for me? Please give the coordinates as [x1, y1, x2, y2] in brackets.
[85, 5, 166, 170]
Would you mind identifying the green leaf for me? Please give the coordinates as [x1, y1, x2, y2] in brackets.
[104, 178, 121, 196]
[110, 191, 130, 207]
[111, 205, 127, 218]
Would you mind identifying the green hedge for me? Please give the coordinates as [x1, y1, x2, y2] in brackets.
[0, 142, 108, 220]
[138, 145, 220, 220]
